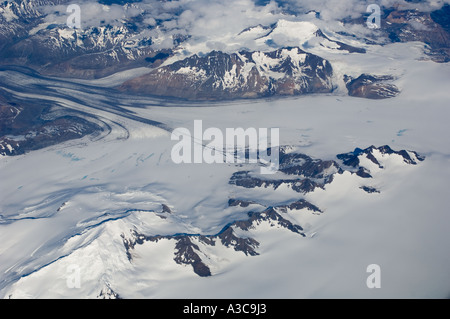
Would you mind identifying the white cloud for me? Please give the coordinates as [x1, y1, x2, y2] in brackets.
[36, 0, 450, 52]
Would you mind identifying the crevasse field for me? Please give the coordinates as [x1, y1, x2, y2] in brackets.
[0, 41, 449, 298]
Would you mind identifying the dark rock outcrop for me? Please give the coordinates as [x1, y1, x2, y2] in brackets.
[360, 186, 380, 194]
[337, 145, 425, 168]
[121, 145, 424, 277]
[0, 96, 101, 156]
[344, 74, 400, 99]
[119, 47, 334, 100]
[229, 148, 341, 193]
[121, 204, 312, 277]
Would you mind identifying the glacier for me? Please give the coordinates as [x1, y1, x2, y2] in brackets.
[0, 40, 449, 298]
[0, 0, 449, 299]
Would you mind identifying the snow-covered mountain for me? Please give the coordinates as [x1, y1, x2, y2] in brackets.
[344, 74, 400, 99]
[0, 1, 448, 95]
[122, 145, 424, 279]
[1, 0, 450, 299]
[1, 57, 450, 297]
[119, 47, 334, 99]
[0, 128, 431, 298]
[345, 2, 450, 62]
[0, 0, 170, 78]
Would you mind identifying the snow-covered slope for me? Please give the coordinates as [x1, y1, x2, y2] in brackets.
[1, 42, 449, 297]
[1, 0, 449, 299]
[119, 47, 334, 99]
[1, 1, 448, 88]
[0, 0, 168, 78]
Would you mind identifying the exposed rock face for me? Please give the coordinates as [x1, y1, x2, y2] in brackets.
[230, 145, 424, 196]
[121, 145, 425, 277]
[344, 3, 450, 62]
[314, 29, 366, 53]
[229, 170, 323, 194]
[2, 1, 447, 103]
[0, 96, 101, 156]
[360, 186, 380, 194]
[118, 47, 334, 100]
[383, 4, 450, 63]
[228, 198, 256, 208]
[0, 1, 172, 79]
[344, 74, 400, 99]
[336, 145, 425, 168]
[278, 150, 342, 181]
[97, 283, 121, 299]
[229, 147, 341, 194]
[172, 236, 212, 277]
[279, 199, 322, 213]
[0, 25, 171, 79]
[122, 203, 309, 277]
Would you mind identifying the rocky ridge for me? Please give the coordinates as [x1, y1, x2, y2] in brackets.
[121, 145, 424, 277]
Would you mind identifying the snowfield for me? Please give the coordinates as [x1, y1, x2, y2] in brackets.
[0, 39, 450, 298]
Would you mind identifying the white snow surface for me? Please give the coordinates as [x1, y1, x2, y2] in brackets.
[0, 40, 450, 299]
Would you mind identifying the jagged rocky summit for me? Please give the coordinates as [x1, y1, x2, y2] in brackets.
[121, 145, 425, 277]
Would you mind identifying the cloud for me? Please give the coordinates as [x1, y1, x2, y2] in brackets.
[41, 2, 139, 27]
[36, 0, 450, 52]
[38, 0, 450, 29]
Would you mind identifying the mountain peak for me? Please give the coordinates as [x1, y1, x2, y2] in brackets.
[119, 46, 334, 100]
